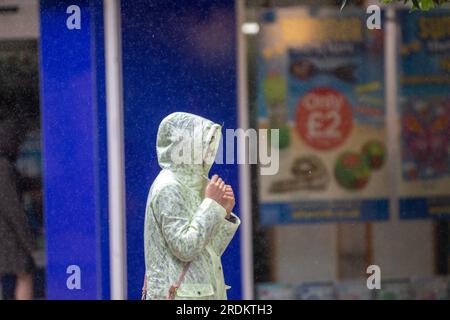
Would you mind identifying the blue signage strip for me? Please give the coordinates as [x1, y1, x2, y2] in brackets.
[40, 0, 109, 299]
[121, 0, 242, 299]
[400, 197, 450, 220]
[260, 199, 389, 225]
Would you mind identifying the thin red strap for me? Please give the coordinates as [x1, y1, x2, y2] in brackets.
[141, 275, 148, 300]
[176, 262, 191, 287]
[142, 275, 147, 291]
[166, 262, 191, 300]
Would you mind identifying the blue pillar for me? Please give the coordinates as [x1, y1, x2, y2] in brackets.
[40, 0, 109, 299]
[121, 0, 243, 300]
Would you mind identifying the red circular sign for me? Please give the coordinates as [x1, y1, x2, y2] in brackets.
[296, 87, 353, 150]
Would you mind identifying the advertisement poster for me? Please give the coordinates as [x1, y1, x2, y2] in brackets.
[397, 9, 450, 219]
[257, 7, 389, 224]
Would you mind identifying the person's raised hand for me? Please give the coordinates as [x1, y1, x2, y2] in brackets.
[205, 174, 226, 204]
[221, 185, 235, 215]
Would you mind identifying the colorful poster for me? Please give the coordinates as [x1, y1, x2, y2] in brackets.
[257, 7, 388, 224]
[397, 9, 450, 219]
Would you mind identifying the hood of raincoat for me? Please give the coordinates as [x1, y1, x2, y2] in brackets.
[156, 112, 222, 191]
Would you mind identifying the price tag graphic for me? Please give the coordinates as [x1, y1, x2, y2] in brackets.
[296, 87, 353, 150]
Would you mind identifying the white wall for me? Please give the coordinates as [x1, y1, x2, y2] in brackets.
[0, 0, 39, 39]
[273, 224, 338, 283]
[273, 220, 434, 283]
[373, 220, 434, 279]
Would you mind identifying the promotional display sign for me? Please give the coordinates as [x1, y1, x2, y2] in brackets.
[397, 9, 450, 219]
[257, 7, 388, 224]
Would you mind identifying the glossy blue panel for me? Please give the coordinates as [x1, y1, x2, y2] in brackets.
[40, 0, 108, 299]
[121, 0, 242, 299]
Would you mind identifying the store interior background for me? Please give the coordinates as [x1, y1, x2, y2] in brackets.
[0, 0, 449, 299]
[246, 0, 450, 300]
[0, 0, 44, 299]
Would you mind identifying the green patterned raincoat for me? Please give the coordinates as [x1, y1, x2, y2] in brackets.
[144, 112, 240, 300]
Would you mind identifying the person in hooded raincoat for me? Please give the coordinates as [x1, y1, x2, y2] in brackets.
[144, 112, 240, 300]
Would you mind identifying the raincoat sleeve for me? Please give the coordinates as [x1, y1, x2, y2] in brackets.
[155, 184, 228, 262]
[210, 212, 240, 257]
